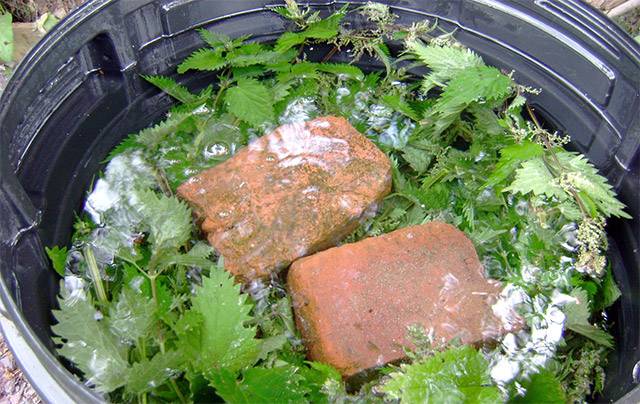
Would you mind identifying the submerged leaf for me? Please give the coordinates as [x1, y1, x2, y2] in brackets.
[52, 290, 129, 393]
[180, 267, 260, 376]
[109, 287, 155, 344]
[137, 190, 193, 251]
[124, 351, 183, 395]
[209, 366, 308, 404]
[511, 370, 565, 403]
[564, 288, 614, 348]
[381, 345, 501, 403]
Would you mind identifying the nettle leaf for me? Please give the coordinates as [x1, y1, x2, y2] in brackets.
[382, 94, 421, 122]
[225, 78, 274, 126]
[402, 145, 432, 174]
[381, 345, 501, 403]
[136, 112, 195, 151]
[45, 246, 68, 276]
[105, 134, 142, 162]
[227, 43, 283, 67]
[564, 288, 614, 348]
[274, 7, 346, 52]
[109, 287, 155, 344]
[304, 9, 345, 39]
[198, 28, 231, 48]
[137, 190, 193, 250]
[157, 242, 215, 270]
[301, 362, 343, 403]
[315, 63, 364, 79]
[174, 311, 204, 367]
[209, 366, 308, 404]
[555, 151, 630, 219]
[405, 40, 483, 92]
[595, 266, 621, 311]
[428, 65, 513, 136]
[143, 75, 200, 104]
[274, 32, 306, 53]
[504, 157, 566, 199]
[511, 370, 565, 403]
[52, 290, 129, 393]
[124, 351, 183, 395]
[183, 267, 260, 376]
[177, 48, 227, 74]
[486, 141, 544, 188]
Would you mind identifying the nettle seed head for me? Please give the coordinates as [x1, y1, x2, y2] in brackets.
[575, 217, 607, 277]
[360, 2, 395, 26]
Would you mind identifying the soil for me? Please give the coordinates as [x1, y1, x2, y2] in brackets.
[0, 338, 40, 403]
[0, 1, 83, 22]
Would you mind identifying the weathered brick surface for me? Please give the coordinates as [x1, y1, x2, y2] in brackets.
[288, 222, 505, 376]
[177, 116, 392, 282]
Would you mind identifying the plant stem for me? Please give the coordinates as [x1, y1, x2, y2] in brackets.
[322, 45, 338, 62]
[170, 379, 188, 404]
[213, 72, 232, 111]
[525, 103, 591, 218]
[83, 246, 109, 306]
[150, 275, 159, 308]
[154, 167, 173, 197]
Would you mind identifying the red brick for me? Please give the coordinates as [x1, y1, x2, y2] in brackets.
[287, 222, 506, 376]
[177, 116, 391, 282]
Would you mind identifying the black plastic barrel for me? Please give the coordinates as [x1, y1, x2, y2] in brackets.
[0, 0, 638, 402]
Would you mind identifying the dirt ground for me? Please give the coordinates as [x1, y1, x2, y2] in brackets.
[0, 0, 82, 22]
[0, 1, 637, 403]
[0, 339, 40, 404]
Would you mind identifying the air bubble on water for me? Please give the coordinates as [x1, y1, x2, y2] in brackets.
[510, 226, 518, 241]
[515, 200, 528, 215]
[192, 104, 210, 115]
[203, 144, 228, 159]
[520, 265, 539, 283]
[367, 104, 393, 130]
[129, 276, 145, 292]
[64, 275, 87, 303]
[279, 97, 319, 124]
[559, 222, 579, 252]
[183, 168, 198, 177]
[475, 151, 486, 162]
[336, 87, 351, 102]
[490, 357, 520, 385]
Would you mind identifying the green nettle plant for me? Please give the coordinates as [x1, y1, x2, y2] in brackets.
[47, 2, 628, 403]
